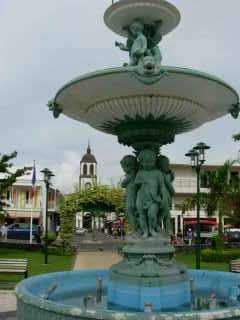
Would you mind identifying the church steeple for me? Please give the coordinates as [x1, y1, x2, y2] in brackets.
[87, 142, 91, 154]
[79, 143, 98, 189]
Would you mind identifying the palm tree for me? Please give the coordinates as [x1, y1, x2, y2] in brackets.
[183, 161, 240, 237]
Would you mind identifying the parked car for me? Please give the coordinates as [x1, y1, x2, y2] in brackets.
[7, 223, 38, 240]
[224, 230, 240, 242]
[75, 228, 87, 235]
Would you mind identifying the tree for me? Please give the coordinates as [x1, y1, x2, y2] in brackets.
[182, 161, 240, 237]
[0, 151, 28, 213]
[60, 184, 125, 241]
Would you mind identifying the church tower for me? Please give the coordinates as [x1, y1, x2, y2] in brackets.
[79, 144, 97, 189]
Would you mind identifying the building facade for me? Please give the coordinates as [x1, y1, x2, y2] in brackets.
[76, 144, 240, 237]
[170, 163, 240, 236]
[79, 144, 97, 190]
[2, 170, 61, 232]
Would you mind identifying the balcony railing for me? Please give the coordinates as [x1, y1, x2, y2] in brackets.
[173, 178, 197, 193]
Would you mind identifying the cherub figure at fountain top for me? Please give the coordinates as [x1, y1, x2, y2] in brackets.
[115, 19, 163, 71]
[115, 19, 147, 66]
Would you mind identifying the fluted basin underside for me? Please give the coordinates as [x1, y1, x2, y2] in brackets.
[54, 66, 238, 141]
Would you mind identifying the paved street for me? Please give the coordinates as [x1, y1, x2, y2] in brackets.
[72, 231, 124, 252]
[74, 251, 121, 270]
[0, 290, 16, 320]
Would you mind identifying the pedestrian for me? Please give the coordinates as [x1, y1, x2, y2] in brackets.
[1, 223, 8, 240]
[36, 224, 43, 244]
[187, 228, 193, 246]
[56, 225, 60, 237]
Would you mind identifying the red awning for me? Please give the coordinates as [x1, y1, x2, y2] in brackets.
[184, 220, 217, 226]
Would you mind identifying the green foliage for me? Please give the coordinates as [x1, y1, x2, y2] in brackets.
[60, 196, 78, 252]
[0, 212, 5, 223]
[43, 232, 56, 244]
[183, 160, 240, 236]
[211, 235, 224, 250]
[73, 185, 124, 214]
[60, 185, 125, 247]
[0, 248, 74, 284]
[202, 249, 240, 263]
[48, 245, 75, 256]
[0, 151, 29, 212]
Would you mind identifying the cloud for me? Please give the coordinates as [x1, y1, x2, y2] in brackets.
[52, 150, 80, 193]
[0, 0, 239, 194]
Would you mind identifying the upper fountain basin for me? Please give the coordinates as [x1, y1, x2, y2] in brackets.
[53, 66, 238, 137]
[104, 0, 181, 37]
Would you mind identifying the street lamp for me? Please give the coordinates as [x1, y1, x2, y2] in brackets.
[185, 142, 210, 270]
[41, 168, 55, 264]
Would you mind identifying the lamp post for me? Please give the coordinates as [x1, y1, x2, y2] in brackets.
[41, 168, 55, 265]
[185, 142, 210, 269]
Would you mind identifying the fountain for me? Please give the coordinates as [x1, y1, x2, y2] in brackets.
[16, 0, 240, 319]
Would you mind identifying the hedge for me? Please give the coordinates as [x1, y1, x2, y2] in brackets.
[48, 246, 75, 256]
[202, 249, 240, 263]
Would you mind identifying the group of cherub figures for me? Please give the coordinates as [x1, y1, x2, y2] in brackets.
[115, 19, 163, 75]
[121, 149, 174, 239]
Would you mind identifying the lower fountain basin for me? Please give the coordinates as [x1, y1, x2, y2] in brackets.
[16, 269, 240, 320]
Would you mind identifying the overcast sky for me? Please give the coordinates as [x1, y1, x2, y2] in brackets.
[0, 0, 240, 193]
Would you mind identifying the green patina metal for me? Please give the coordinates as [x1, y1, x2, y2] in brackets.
[131, 68, 168, 85]
[101, 114, 191, 149]
[230, 103, 240, 119]
[113, 147, 180, 287]
[47, 100, 62, 119]
[115, 18, 163, 82]
[51, 66, 239, 107]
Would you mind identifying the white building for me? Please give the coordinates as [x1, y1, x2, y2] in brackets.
[2, 169, 61, 232]
[170, 163, 240, 236]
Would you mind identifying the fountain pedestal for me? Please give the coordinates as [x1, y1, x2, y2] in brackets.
[108, 234, 190, 311]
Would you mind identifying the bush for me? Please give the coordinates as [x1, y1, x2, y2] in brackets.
[48, 245, 75, 256]
[211, 235, 224, 250]
[43, 232, 57, 244]
[202, 249, 240, 263]
[48, 246, 63, 256]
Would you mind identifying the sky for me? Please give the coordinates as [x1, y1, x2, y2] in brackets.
[0, 0, 240, 193]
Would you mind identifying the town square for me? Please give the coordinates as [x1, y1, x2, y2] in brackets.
[1, 1, 240, 319]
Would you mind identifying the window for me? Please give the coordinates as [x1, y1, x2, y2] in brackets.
[177, 215, 181, 232]
[6, 191, 11, 201]
[26, 190, 31, 204]
[200, 171, 211, 188]
[83, 164, 87, 175]
[90, 164, 94, 176]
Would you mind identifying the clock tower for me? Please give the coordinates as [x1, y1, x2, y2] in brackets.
[79, 144, 97, 189]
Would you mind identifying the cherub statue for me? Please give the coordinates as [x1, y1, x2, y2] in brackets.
[120, 155, 138, 233]
[135, 149, 165, 238]
[158, 155, 175, 234]
[115, 19, 147, 66]
[143, 20, 163, 72]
